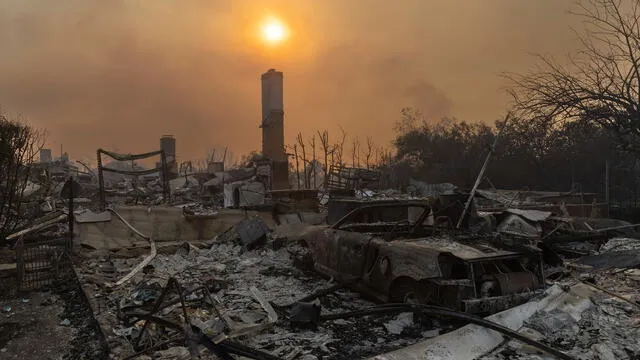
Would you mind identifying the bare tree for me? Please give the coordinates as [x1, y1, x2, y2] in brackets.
[296, 132, 309, 188]
[374, 146, 384, 168]
[334, 126, 347, 167]
[310, 134, 317, 188]
[351, 137, 360, 168]
[318, 130, 331, 176]
[293, 144, 300, 188]
[0, 112, 45, 241]
[365, 137, 374, 169]
[506, 0, 640, 151]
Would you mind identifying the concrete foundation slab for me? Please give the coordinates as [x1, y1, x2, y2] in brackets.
[75, 206, 277, 251]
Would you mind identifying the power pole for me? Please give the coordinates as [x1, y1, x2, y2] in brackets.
[456, 113, 511, 229]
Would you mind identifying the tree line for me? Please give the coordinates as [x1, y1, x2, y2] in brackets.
[391, 108, 639, 200]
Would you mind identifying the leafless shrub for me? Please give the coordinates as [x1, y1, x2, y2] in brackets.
[0, 112, 46, 241]
[505, 0, 640, 152]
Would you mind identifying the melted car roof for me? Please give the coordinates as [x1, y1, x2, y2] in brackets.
[392, 236, 522, 261]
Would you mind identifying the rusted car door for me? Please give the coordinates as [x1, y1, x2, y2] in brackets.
[311, 227, 371, 282]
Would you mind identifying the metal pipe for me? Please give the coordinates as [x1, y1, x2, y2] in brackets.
[320, 303, 574, 360]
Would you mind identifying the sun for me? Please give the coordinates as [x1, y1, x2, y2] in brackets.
[261, 17, 288, 44]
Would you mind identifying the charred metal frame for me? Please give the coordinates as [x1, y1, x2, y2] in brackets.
[121, 277, 279, 360]
[325, 164, 382, 191]
[462, 290, 542, 314]
[317, 303, 574, 360]
[330, 199, 468, 235]
[331, 200, 432, 230]
[317, 201, 546, 314]
[15, 238, 73, 291]
[96, 148, 170, 208]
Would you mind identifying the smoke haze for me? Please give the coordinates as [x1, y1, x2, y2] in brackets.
[0, 0, 580, 163]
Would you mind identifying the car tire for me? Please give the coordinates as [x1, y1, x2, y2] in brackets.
[389, 277, 430, 303]
[389, 278, 436, 327]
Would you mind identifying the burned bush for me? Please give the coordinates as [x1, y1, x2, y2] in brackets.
[0, 112, 45, 243]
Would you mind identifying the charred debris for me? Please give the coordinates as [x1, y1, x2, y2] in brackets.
[1, 151, 640, 360]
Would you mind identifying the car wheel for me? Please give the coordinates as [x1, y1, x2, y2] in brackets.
[390, 278, 435, 326]
[403, 290, 425, 304]
[390, 277, 430, 303]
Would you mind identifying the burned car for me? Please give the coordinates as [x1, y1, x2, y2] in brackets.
[302, 200, 544, 314]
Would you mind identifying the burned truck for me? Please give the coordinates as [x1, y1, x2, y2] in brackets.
[301, 200, 544, 314]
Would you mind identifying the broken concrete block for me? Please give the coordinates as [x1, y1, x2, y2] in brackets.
[591, 343, 617, 360]
[289, 300, 321, 330]
[383, 312, 413, 335]
[235, 216, 270, 250]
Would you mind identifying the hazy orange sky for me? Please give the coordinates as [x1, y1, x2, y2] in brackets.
[0, 0, 582, 165]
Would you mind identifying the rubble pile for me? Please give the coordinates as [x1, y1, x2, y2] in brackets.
[355, 189, 419, 200]
[8, 165, 640, 359]
[77, 237, 439, 360]
[599, 237, 640, 253]
[178, 203, 220, 217]
[482, 283, 640, 360]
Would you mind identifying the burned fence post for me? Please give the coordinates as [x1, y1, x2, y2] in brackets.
[15, 237, 24, 292]
[61, 177, 81, 250]
[97, 149, 105, 209]
[68, 179, 74, 248]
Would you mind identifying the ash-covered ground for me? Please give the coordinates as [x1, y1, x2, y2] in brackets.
[481, 270, 640, 360]
[75, 240, 445, 359]
[0, 278, 108, 360]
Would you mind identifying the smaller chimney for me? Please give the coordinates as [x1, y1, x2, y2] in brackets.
[40, 149, 52, 163]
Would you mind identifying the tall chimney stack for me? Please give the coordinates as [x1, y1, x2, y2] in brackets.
[261, 69, 285, 161]
[260, 69, 288, 189]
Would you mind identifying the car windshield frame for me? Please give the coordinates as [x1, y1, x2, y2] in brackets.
[331, 201, 433, 232]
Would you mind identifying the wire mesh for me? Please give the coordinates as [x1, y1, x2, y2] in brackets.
[15, 237, 73, 291]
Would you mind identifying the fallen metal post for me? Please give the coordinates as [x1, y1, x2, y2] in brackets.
[594, 222, 640, 233]
[456, 113, 510, 229]
[250, 286, 279, 323]
[105, 207, 156, 288]
[6, 214, 68, 241]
